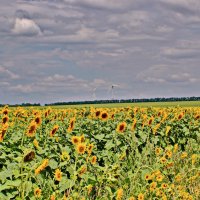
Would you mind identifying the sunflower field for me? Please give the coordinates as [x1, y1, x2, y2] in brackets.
[0, 105, 199, 200]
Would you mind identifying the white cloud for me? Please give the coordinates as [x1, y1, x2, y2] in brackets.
[0, 66, 19, 79]
[65, 0, 135, 10]
[12, 18, 42, 36]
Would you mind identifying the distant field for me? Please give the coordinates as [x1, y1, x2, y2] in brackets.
[49, 101, 200, 108]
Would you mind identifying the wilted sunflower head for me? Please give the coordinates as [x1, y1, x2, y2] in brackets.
[24, 150, 35, 162]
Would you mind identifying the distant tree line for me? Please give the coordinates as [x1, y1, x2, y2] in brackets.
[0, 103, 41, 107]
[1, 97, 199, 107]
[45, 96, 200, 106]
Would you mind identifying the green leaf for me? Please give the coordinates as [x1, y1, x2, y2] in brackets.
[49, 159, 58, 169]
[105, 141, 115, 150]
[59, 177, 75, 192]
[94, 134, 105, 140]
[24, 181, 32, 197]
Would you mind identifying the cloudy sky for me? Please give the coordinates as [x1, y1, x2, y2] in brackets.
[0, 0, 200, 104]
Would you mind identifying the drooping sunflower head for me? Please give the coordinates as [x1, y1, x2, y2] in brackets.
[24, 150, 35, 162]
[68, 117, 75, 132]
[50, 125, 59, 137]
[26, 121, 37, 137]
[2, 115, 9, 124]
[78, 165, 87, 177]
[148, 116, 154, 126]
[76, 143, 86, 154]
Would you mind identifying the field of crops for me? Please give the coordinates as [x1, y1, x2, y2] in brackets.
[0, 105, 199, 200]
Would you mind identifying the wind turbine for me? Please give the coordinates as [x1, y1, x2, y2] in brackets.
[110, 84, 119, 100]
[92, 87, 97, 100]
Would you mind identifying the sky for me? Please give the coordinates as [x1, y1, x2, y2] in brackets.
[0, 0, 200, 104]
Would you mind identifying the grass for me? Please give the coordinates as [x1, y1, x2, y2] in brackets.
[48, 101, 200, 108]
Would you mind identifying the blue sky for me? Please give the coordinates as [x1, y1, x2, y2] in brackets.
[0, 0, 200, 104]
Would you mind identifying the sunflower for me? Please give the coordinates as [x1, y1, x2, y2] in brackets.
[181, 152, 187, 159]
[156, 174, 164, 182]
[80, 134, 85, 143]
[50, 194, 56, 200]
[177, 112, 184, 120]
[116, 188, 123, 200]
[26, 121, 37, 137]
[60, 151, 70, 161]
[55, 169, 62, 182]
[132, 119, 137, 131]
[24, 151, 35, 162]
[76, 143, 86, 154]
[150, 182, 157, 192]
[155, 147, 162, 156]
[192, 154, 197, 165]
[0, 124, 8, 142]
[35, 159, 49, 175]
[137, 193, 144, 200]
[161, 183, 168, 189]
[34, 188, 41, 198]
[173, 144, 178, 153]
[50, 125, 59, 137]
[86, 184, 93, 195]
[165, 150, 172, 159]
[116, 122, 127, 133]
[71, 136, 80, 145]
[2, 108, 8, 115]
[175, 174, 182, 182]
[129, 197, 135, 200]
[2, 115, 9, 124]
[91, 156, 97, 165]
[160, 156, 167, 164]
[100, 111, 109, 120]
[33, 139, 39, 148]
[67, 117, 75, 132]
[148, 116, 154, 126]
[87, 144, 94, 155]
[165, 126, 171, 136]
[79, 165, 87, 177]
[95, 110, 101, 118]
[144, 173, 152, 181]
[34, 115, 42, 125]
